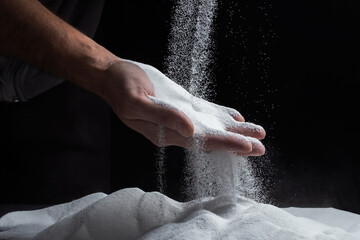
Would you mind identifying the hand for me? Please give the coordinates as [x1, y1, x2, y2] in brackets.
[200, 110, 266, 156]
[102, 59, 265, 156]
[102, 59, 194, 144]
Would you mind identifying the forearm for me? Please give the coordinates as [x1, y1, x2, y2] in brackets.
[0, 0, 117, 98]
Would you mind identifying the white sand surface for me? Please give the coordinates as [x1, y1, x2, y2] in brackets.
[1, 188, 360, 240]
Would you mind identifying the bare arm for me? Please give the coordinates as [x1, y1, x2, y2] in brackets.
[0, 0, 116, 97]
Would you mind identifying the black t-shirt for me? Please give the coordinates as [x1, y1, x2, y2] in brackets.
[0, 0, 105, 102]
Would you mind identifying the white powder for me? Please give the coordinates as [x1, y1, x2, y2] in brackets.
[165, 0, 217, 99]
[162, 0, 265, 201]
[155, 125, 166, 193]
[129, 60, 264, 201]
[1, 188, 359, 240]
[165, 0, 217, 98]
[128, 60, 262, 139]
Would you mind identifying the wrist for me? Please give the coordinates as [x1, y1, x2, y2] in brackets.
[57, 32, 119, 99]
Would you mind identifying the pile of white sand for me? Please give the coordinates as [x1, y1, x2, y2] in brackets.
[1, 188, 360, 240]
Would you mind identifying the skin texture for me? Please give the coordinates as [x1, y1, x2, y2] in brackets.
[0, 0, 265, 156]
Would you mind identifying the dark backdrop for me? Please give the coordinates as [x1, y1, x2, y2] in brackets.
[1, 0, 359, 215]
[101, 0, 360, 213]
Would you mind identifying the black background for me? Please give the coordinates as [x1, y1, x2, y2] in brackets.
[100, 0, 360, 213]
[1, 0, 360, 215]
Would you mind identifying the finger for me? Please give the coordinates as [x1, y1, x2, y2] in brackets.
[124, 118, 266, 156]
[216, 104, 245, 122]
[232, 114, 245, 122]
[227, 122, 266, 140]
[235, 137, 266, 156]
[123, 118, 190, 147]
[225, 107, 245, 122]
[202, 132, 253, 154]
[137, 96, 194, 138]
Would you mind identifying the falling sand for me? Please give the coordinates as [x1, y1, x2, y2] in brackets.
[161, 0, 265, 202]
[131, 60, 265, 201]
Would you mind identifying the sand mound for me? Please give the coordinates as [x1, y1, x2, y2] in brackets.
[1, 188, 359, 240]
